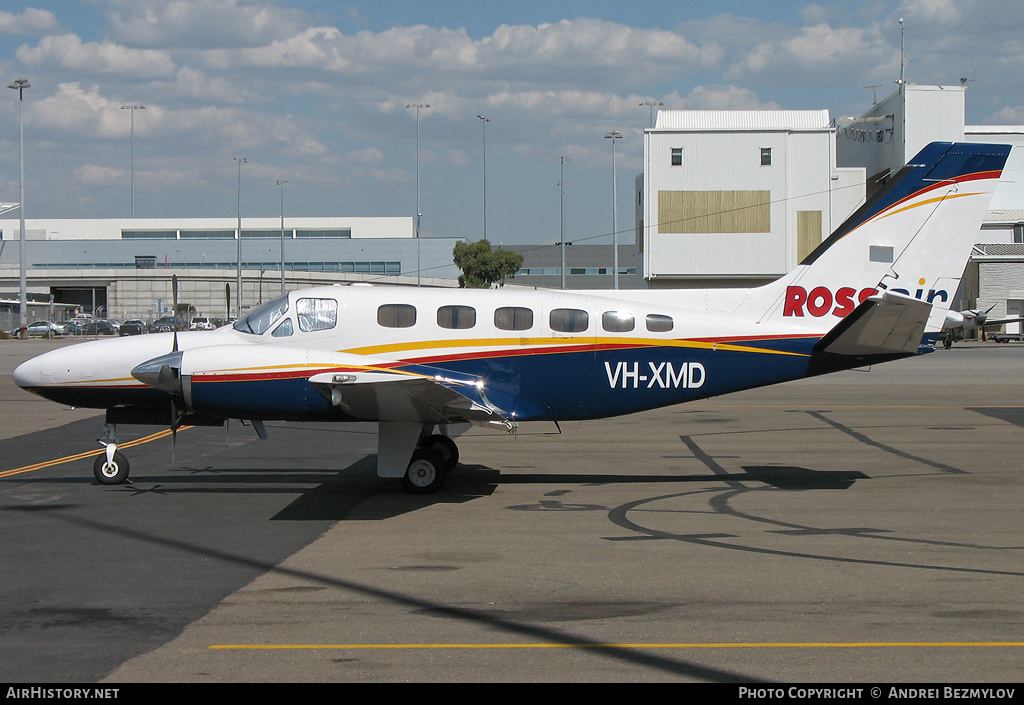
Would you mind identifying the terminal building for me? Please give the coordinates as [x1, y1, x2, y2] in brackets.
[0, 213, 641, 329]
[0, 216, 465, 326]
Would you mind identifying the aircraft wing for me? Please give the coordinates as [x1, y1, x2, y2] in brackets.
[815, 291, 933, 357]
[981, 317, 1024, 328]
[307, 365, 517, 431]
[133, 345, 519, 432]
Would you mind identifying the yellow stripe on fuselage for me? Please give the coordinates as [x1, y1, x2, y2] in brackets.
[878, 191, 981, 220]
[343, 335, 811, 360]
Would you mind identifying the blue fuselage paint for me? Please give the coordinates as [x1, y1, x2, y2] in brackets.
[182, 337, 819, 422]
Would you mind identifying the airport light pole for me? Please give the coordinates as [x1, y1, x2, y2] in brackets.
[277, 180, 287, 295]
[640, 100, 663, 129]
[8, 79, 29, 339]
[477, 115, 490, 241]
[605, 130, 622, 289]
[558, 155, 569, 289]
[234, 157, 246, 319]
[407, 103, 429, 286]
[121, 105, 144, 218]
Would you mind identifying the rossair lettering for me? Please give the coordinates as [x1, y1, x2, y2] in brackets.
[783, 285, 948, 318]
[604, 361, 706, 389]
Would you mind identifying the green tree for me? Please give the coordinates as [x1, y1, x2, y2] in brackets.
[452, 240, 524, 288]
[175, 302, 196, 327]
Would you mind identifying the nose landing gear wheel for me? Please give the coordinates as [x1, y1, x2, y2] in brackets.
[401, 448, 447, 494]
[93, 451, 130, 485]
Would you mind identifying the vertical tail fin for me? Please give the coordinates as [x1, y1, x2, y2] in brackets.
[758, 142, 1010, 329]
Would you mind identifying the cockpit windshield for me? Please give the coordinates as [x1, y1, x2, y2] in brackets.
[233, 294, 289, 335]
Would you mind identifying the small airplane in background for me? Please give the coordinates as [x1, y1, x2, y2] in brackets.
[941, 305, 1024, 347]
[13, 142, 1011, 494]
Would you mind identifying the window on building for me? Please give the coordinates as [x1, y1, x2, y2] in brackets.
[550, 308, 589, 333]
[760, 147, 772, 166]
[602, 311, 635, 332]
[671, 148, 683, 166]
[645, 314, 674, 332]
[437, 305, 476, 329]
[122, 230, 176, 239]
[1014, 224, 1024, 244]
[297, 298, 338, 332]
[494, 306, 533, 331]
[377, 304, 416, 328]
[294, 229, 352, 238]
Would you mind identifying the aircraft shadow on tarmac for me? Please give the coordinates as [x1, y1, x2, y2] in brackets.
[273, 458, 872, 521]
[967, 407, 1024, 428]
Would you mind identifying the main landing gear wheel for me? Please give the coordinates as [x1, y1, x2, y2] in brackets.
[422, 433, 459, 472]
[93, 450, 130, 485]
[401, 448, 447, 495]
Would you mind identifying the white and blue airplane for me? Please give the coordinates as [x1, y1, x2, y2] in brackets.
[13, 142, 1011, 493]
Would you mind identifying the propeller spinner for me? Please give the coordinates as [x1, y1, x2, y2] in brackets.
[131, 351, 184, 395]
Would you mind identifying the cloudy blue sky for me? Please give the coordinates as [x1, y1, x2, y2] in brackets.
[1, 0, 1022, 248]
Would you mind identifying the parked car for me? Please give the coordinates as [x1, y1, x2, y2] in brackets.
[82, 320, 119, 335]
[189, 317, 214, 330]
[149, 317, 178, 333]
[11, 321, 66, 337]
[119, 319, 147, 336]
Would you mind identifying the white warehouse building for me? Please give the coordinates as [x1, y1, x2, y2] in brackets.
[636, 88, 1024, 337]
[635, 109, 866, 288]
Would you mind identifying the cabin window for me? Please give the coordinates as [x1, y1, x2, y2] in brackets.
[671, 148, 683, 166]
[271, 318, 293, 337]
[602, 311, 635, 332]
[437, 305, 476, 330]
[378, 304, 417, 328]
[296, 298, 338, 332]
[760, 147, 772, 166]
[646, 314, 674, 332]
[494, 306, 533, 331]
[550, 308, 589, 333]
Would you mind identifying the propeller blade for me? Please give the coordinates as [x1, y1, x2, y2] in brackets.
[172, 275, 179, 352]
[170, 397, 178, 468]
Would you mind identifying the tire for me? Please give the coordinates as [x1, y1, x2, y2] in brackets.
[400, 448, 447, 494]
[93, 450, 130, 485]
[422, 434, 459, 472]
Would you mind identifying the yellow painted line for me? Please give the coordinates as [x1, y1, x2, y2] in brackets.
[210, 641, 1024, 651]
[0, 426, 192, 478]
[687, 403, 1011, 409]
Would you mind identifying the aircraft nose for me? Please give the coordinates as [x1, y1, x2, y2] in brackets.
[13, 356, 43, 390]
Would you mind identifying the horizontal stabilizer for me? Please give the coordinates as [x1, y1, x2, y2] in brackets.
[817, 292, 932, 356]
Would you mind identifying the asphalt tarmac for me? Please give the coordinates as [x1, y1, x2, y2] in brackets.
[1, 337, 1022, 683]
